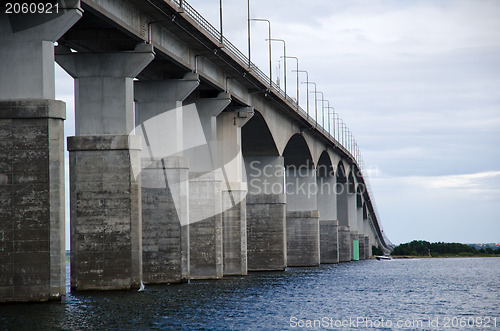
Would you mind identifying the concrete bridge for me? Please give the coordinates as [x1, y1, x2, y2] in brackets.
[0, 0, 392, 302]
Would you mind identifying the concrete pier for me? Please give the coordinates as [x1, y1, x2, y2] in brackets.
[0, 6, 81, 302]
[358, 234, 366, 260]
[186, 93, 231, 279]
[0, 101, 66, 302]
[317, 155, 338, 264]
[320, 220, 339, 263]
[285, 166, 320, 267]
[338, 226, 352, 262]
[244, 156, 286, 271]
[134, 76, 199, 283]
[217, 109, 253, 276]
[56, 44, 154, 290]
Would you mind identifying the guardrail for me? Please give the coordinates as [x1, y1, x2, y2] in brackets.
[171, 0, 389, 248]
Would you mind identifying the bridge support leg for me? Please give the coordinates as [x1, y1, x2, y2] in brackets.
[186, 93, 230, 279]
[56, 45, 154, 291]
[317, 168, 338, 264]
[285, 168, 320, 267]
[358, 234, 366, 260]
[320, 220, 339, 264]
[364, 236, 370, 258]
[338, 226, 352, 262]
[217, 109, 253, 276]
[0, 7, 81, 302]
[134, 75, 199, 283]
[244, 156, 286, 271]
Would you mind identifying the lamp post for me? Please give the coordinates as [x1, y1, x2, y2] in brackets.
[312, 91, 324, 128]
[219, 0, 223, 43]
[247, 0, 251, 67]
[282, 56, 299, 108]
[321, 99, 329, 130]
[327, 107, 335, 138]
[250, 19, 272, 86]
[267, 38, 286, 95]
[295, 70, 309, 116]
[333, 112, 340, 142]
[304, 82, 317, 125]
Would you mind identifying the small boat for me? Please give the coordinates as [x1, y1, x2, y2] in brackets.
[376, 255, 392, 261]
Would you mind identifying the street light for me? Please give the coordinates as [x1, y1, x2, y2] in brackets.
[304, 82, 317, 125]
[295, 70, 309, 116]
[327, 106, 335, 139]
[312, 91, 324, 128]
[267, 38, 286, 95]
[219, 0, 223, 43]
[247, 0, 251, 67]
[333, 112, 340, 142]
[321, 99, 330, 130]
[250, 18, 272, 86]
[281, 56, 299, 108]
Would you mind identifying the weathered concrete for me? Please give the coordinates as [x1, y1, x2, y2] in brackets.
[140, 157, 189, 283]
[134, 77, 198, 283]
[365, 236, 371, 258]
[0, 5, 80, 303]
[188, 171, 223, 279]
[186, 94, 230, 279]
[57, 45, 154, 290]
[0, 100, 66, 302]
[217, 109, 253, 276]
[222, 187, 247, 276]
[245, 156, 286, 271]
[358, 234, 366, 260]
[286, 211, 320, 266]
[320, 220, 339, 264]
[285, 165, 319, 267]
[68, 135, 142, 290]
[338, 226, 352, 262]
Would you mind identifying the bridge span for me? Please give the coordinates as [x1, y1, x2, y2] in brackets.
[0, 0, 392, 302]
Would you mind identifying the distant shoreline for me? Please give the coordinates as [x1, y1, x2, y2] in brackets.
[391, 255, 500, 259]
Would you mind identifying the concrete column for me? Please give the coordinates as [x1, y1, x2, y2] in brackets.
[364, 236, 370, 258]
[338, 226, 352, 262]
[0, 101, 66, 302]
[134, 75, 199, 284]
[336, 172, 350, 263]
[317, 167, 338, 264]
[286, 167, 319, 267]
[217, 108, 254, 276]
[319, 220, 339, 264]
[56, 45, 154, 291]
[187, 93, 231, 279]
[0, 5, 81, 302]
[244, 156, 286, 271]
[357, 204, 364, 239]
[358, 234, 366, 260]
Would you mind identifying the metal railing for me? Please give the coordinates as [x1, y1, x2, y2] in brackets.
[171, 0, 389, 248]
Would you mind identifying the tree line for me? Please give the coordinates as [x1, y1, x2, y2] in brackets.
[391, 240, 500, 257]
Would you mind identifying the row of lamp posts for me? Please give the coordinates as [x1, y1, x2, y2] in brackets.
[181, 0, 360, 162]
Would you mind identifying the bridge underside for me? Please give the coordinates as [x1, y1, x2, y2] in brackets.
[0, 0, 391, 302]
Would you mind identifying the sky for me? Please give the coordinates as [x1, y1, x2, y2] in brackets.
[55, 0, 500, 246]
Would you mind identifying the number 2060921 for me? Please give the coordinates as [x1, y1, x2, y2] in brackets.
[5, 2, 59, 14]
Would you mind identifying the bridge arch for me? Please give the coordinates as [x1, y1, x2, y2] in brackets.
[242, 110, 279, 156]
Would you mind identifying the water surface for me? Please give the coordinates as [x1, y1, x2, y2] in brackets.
[1, 258, 499, 330]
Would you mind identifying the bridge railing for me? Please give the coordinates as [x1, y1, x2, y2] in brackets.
[172, 0, 390, 249]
